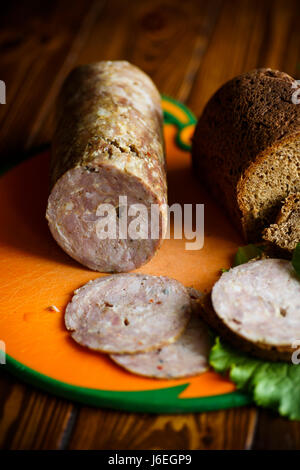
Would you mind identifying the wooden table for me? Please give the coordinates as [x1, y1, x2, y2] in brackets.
[0, 0, 300, 450]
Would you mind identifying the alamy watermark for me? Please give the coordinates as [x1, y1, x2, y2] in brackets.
[291, 341, 300, 364]
[0, 80, 6, 104]
[0, 340, 6, 364]
[292, 79, 300, 105]
[94, 196, 204, 250]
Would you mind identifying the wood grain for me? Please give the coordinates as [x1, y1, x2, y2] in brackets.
[187, 0, 300, 116]
[67, 406, 257, 450]
[0, 0, 300, 450]
[0, 371, 75, 449]
[34, 0, 223, 146]
[252, 410, 300, 450]
[0, 0, 104, 158]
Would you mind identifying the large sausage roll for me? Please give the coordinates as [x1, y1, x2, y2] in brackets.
[192, 68, 300, 242]
[46, 61, 167, 272]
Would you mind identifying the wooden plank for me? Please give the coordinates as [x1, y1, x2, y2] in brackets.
[252, 410, 300, 450]
[34, 0, 223, 145]
[187, 0, 300, 116]
[0, 371, 76, 449]
[256, 0, 300, 74]
[1, 0, 299, 451]
[75, 0, 223, 100]
[0, 0, 104, 158]
[67, 406, 257, 450]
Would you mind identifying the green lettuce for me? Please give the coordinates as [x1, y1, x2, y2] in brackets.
[209, 243, 300, 420]
[210, 338, 300, 420]
[233, 244, 263, 266]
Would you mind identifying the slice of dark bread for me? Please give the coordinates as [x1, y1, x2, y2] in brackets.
[263, 193, 300, 253]
[192, 68, 300, 241]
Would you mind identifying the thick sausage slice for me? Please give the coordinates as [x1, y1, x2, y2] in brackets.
[110, 315, 211, 379]
[46, 61, 167, 272]
[204, 259, 300, 361]
[65, 274, 191, 354]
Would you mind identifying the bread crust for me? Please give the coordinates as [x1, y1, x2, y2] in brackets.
[192, 68, 300, 241]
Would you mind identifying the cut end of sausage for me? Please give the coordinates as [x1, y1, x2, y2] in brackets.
[110, 315, 211, 379]
[64, 273, 192, 354]
[46, 165, 164, 272]
[207, 259, 300, 361]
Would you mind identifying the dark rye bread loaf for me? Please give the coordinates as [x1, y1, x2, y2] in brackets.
[192, 68, 300, 241]
[263, 192, 300, 253]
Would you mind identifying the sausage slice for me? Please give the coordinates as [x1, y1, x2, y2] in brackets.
[65, 274, 191, 354]
[204, 259, 300, 361]
[110, 315, 211, 379]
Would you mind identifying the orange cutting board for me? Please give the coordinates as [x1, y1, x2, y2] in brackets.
[0, 96, 250, 412]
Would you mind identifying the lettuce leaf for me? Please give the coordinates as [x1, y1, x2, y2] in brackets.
[219, 244, 263, 274]
[210, 338, 300, 420]
[233, 244, 263, 266]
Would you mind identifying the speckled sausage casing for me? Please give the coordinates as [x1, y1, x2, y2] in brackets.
[46, 61, 167, 272]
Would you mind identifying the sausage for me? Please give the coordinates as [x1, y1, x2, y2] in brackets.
[110, 315, 211, 379]
[202, 259, 300, 362]
[65, 274, 192, 354]
[46, 61, 167, 272]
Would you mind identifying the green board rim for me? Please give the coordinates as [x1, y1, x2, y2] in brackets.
[6, 354, 251, 413]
